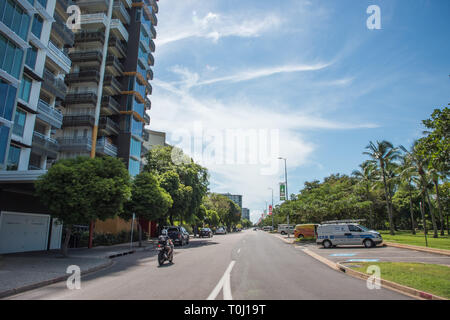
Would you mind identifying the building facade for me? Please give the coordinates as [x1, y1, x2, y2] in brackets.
[0, 0, 159, 253]
[220, 193, 243, 210]
[242, 208, 249, 221]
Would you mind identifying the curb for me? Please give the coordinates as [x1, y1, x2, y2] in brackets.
[0, 259, 113, 299]
[337, 262, 447, 301]
[300, 248, 446, 300]
[384, 242, 450, 256]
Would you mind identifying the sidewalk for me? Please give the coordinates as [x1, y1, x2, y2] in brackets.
[0, 240, 157, 298]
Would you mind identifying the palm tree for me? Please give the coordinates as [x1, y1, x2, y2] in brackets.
[352, 161, 377, 229]
[401, 144, 439, 238]
[364, 141, 400, 235]
[429, 167, 445, 236]
[398, 153, 418, 234]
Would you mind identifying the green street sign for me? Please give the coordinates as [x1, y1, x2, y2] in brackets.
[280, 183, 286, 201]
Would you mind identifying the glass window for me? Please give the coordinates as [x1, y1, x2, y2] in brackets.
[128, 158, 140, 177]
[3, 0, 14, 29]
[0, 0, 6, 19]
[12, 108, 26, 137]
[4, 43, 15, 73]
[348, 225, 362, 232]
[12, 5, 23, 36]
[31, 14, 43, 38]
[0, 34, 6, 67]
[19, 75, 32, 102]
[130, 137, 141, 158]
[12, 46, 23, 78]
[0, 126, 10, 164]
[25, 45, 38, 69]
[19, 14, 30, 40]
[131, 117, 142, 137]
[0, 80, 17, 121]
[7, 144, 21, 170]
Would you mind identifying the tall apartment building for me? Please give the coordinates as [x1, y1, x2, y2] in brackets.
[0, 0, 159, 254]
[242, 208, 250, 221]
[220, 193, 243, 210]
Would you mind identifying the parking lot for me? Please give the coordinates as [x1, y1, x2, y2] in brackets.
[296, 242, 450, 266]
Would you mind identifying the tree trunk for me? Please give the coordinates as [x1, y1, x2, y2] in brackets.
[426, 190, 438, 238]
[61, 225, 72, 257]
[420, 200, 428, 236]
[408, 182, 416, 235]
[433, 179, 445, 236]
[380, 164, 395, 235]
[138, 223, 142, 247]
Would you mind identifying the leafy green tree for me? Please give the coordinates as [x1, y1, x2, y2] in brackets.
[121, 172, 172, 246]
[35, 157, 131, 256]
[364, 141, 400, 235]
[398, 151, 419, 234]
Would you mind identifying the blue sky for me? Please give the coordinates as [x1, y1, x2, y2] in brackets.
[148, 0, 450, 223]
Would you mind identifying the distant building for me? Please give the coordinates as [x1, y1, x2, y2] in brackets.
[220, 193, 242, 210]
[242, 208, 250, 220]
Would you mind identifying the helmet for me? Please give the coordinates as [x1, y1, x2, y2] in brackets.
[161, 229, 168, 236]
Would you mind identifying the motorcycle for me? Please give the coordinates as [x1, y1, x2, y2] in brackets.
[157, 235, 174, 266]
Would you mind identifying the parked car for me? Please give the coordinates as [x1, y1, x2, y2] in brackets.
[262, 226, 273, 232]
[165, 226, 190, 246]
[199, 228, 213, 238]
[278, 224, 294, 235]
[294, 224, 318, 239]
[316, 222, 382, 248]
[215, 227, 227, 234]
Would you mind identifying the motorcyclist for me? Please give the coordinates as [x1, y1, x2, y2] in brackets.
[158, 229, 174, 260]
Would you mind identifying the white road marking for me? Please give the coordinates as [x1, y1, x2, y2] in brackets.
[207, 260, 236, 300]
[237, 248, 241, 254]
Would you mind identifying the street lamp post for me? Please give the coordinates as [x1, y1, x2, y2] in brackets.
[278, 157, 289, 238]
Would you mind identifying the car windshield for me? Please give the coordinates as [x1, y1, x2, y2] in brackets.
[358, 225, 370, 231]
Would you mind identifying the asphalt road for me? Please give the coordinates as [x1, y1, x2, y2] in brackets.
[6, 229, 409, 300]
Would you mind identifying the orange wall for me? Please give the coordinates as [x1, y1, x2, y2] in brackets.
[95, 216, 138, 234]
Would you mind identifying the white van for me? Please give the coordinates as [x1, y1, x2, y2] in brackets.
[278, 224, 294, 235]
[316, 222, 382, 248]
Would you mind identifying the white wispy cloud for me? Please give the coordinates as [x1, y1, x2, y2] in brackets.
[156, 8, 282, 47]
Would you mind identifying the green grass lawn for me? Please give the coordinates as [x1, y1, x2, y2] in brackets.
[379, 230, 450, 250]
[350, 262, 450, 299]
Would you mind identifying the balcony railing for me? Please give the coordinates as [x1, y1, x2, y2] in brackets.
[103, 75, 122, 92]
[96, 137, 118, 157]
[110, 19, 129, 42]
[101, 95, 120, 114]
[113, 0, 131, 25]
[64, 92, 98, 106]
[37, 100, 63, 129]
[42, 69, 67, 100]
[65, 70, 100, 84]
[63, 114, 96, 128]
[75, 31, 105, 44]
[99, 116, 120, 134]
[149, 39, 155, 52]
[58, 137, 92, 152]
[53, 12, 74, 46]
[108, 36, 127, 58]
[80, 13, 108, 27]
[47, 41, 72, 73]
[69, 50, 103, 64]
[32, 131, 59, 154]
[106, 55, 124, 75]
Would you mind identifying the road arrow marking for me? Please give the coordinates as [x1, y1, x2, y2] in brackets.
[207, 261, 236, 300]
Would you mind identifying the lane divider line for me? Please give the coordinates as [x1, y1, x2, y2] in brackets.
[207, 261, 236, 300]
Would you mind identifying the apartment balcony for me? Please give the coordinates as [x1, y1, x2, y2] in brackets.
[62, 114, 95, 128]
[110, 19, 129, 42]
[42, 69, 68, 100]
[76, 0, 108, 10]
[143, 112, 150, 125]
[69, 50, 103, 66]
[65, 70, 100, 85]
[142, 129, 149, 141]
[32, 131, 60, 158]
[113, 0, 131, 25]
[141, 19, 156, 40]
[58, 137, 92, 153]
[101, 96, 120, 115]
[147, 68, 153, 80]
[99, 116, 120, 136]
[74, 31, 105, 46]
[36, 100, 63, 129]
[80, 13, 108, 29]
[149, 39, 155, 52]
[121, 0, 132, 8]
[103, 75, 122, 95]
[108, 36, 127, 58]
[52, 12, 74, 47]
[146, 0, 158, 14]
[148, 52, 154, 66]
[96, 137, 118, 157]
[106, 55, 124, 76]
[64, 92, 98, 107]
[56, 0, 71, 12]
[47, 42, 72, 73]
[145, 99, 151, 110]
